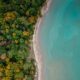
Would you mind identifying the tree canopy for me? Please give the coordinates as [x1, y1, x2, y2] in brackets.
[0, 0, 46, 80]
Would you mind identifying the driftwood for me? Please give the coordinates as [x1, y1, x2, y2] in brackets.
[0, 41, 11, 46]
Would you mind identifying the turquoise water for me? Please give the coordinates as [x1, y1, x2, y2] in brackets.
[39, 0, 80, 80]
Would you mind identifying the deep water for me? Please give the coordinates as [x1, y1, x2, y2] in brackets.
[39, 0, 80, 80]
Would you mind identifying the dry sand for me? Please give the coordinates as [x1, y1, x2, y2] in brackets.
[33, 0, 52, 80]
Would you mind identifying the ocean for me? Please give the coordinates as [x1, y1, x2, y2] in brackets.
[39, 0, 80, 80]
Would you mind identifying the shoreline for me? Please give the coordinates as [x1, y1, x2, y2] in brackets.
[33, 0, 52, 80]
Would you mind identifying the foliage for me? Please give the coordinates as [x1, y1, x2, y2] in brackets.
[0, 0, 46, 80]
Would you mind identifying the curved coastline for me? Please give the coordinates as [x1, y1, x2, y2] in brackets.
[33, 0, 52, 80]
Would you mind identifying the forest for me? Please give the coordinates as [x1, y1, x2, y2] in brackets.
[0, 0, 46, 80]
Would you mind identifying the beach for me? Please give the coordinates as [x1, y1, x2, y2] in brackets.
[33, 0, 52, 80]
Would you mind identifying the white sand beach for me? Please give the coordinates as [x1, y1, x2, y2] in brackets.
[33, 0, 52, 80]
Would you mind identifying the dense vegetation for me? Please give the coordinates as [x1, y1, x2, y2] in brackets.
[0, 0, 46, 80]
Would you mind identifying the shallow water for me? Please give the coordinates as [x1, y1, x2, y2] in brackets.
[39, 0, 80, 80]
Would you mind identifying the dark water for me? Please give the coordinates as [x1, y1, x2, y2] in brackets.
[39, 0, 80, 80]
